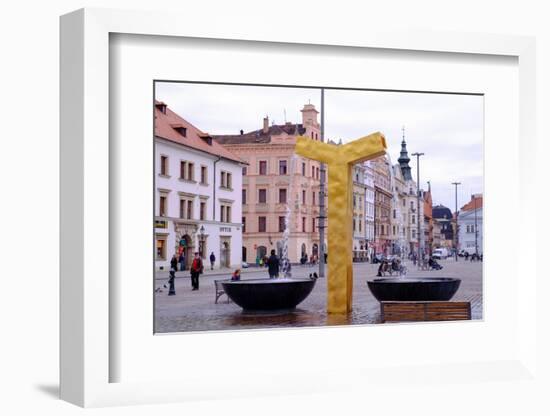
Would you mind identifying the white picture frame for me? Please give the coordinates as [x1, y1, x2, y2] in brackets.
[60, 8, 538, 408]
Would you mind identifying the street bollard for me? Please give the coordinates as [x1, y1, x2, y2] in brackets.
[168, 270, 176, 296]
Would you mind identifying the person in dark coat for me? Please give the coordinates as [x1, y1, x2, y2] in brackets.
[178, 252, 185, 271]
[266, 249, 280, 279]
[209, 252, 216, 270]
[170, 254, 178, 272]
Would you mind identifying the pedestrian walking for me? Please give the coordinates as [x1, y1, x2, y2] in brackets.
[209, 252, 216, 270]
[178, 252, 185, 271]
[190, 252, 203, 290]
[267, 249, 280, 279]
[170, 254, 178, 272]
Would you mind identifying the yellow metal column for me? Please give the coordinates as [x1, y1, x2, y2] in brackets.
[295, 132, 386, 314]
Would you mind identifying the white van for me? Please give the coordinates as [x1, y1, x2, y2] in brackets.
[432, 248, 449, 260]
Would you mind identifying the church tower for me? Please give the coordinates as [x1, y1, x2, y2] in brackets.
[398, 126, 412, 181]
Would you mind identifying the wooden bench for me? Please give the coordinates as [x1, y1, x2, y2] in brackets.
[214, 279, 231, 304]
[381, 301, 471, 323]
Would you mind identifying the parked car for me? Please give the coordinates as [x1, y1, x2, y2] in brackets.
[432, 248, 449, 260]
[241, 262, 249, 269]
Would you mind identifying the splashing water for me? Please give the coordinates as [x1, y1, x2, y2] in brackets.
[280, 154, 299, 277]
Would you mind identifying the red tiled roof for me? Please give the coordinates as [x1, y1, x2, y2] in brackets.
[212, 123, 307, 145]
[461, 195, 483, 211]
[154, 102, 243, 163]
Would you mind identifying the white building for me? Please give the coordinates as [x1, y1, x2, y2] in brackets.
[154, 101, 244, 271]
[458, 194, 483, 255]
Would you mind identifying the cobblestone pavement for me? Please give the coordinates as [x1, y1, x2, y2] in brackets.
[154, 258, 482, 333]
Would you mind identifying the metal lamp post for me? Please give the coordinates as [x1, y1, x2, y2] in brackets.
[452, 182, 461, 261]
[411, 152, 424, 263]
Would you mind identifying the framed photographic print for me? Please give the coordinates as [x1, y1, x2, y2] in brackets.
[60, 8, 537, 408]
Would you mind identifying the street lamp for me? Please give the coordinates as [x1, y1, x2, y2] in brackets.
[411, 152, 424, 264]
[451, 182, 461, 261]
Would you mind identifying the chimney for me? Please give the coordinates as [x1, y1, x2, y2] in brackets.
[240, 129, 244, 135]
[263, 116, 269, 134]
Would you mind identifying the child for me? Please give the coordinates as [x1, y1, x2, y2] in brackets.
[231, 269, 241, 281]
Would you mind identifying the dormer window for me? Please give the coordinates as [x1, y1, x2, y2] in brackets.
[199, 134, 213, 145]
[155, 102, 167, 114]
[170, 123, 187, 137]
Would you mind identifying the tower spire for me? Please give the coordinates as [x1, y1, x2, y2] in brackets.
[398, 126, 412, 181]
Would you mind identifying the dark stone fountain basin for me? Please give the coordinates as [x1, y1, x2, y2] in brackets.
[367, 278, 461, 302]
[222, 278, 316, 311]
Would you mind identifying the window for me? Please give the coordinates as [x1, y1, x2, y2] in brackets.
[312, 217, 316, 232]
[226, 206, 231, 222]
[200, 166, 207, 184]
[279, 188, 287, 204]
[259, 160, 267, 175]
[312, 166, 315, 177]
[259, 188, 267, 203]
[393, 225, 396, 235]
[312, 191, 316, 205]
[258, 216, 266, 232]
[359, 220, 362, 232]
[302, 217, 306, 232]
[302, 162, 306, 176]
[200, 202, 206, 221]
[160, 155, 168, 176]
[302, 190, 306, 204]
[353, 195, 356, 208]
[278, 216, 286, 232]
[187, 200, 193, 219]
[156, 238, 166, 260]
[187, 163, 194, 181]
[353, 219, 356, 231]
[316, 167, 320, 179]
[242, 217, 246, 233]
[242, 166, 247, 176]
[412, 230, 416, 239]
[410, 201, 414, 210]
[227, 173, 232, 189]
[159, 195, 166, 216]
[412, 215, 416, 224]
[220, 206, 225, 222]
[220, 171, 232, 189]
[393, 210, 396, 219]
[180, 161, 186, 179]
[403, 198, 406, 207]
[221, 171, 226, 187]
[279, 160, 288, 175]
[242, 189, 247, 204]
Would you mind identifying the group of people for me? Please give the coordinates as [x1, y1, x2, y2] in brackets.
[169, 250, 218, 291]
[300, 253, 319, 266]
[463, 252, 483, 262]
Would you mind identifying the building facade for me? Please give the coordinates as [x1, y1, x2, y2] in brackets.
[432, 204, 454, 249]
[372, 156, 393, 255]
[154, 102, 244, 271]
[352, 164, 368, 261]
[458, 193, 483, 255]
[363, 161, 376, 260]
[214, 104, 323, 264]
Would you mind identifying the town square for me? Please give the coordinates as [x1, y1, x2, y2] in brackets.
[154, 82, 483, 332]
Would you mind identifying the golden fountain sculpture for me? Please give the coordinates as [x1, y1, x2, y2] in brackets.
[295, 132, 387, 314]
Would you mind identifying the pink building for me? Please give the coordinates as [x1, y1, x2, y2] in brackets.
[213, 104, 323, 264]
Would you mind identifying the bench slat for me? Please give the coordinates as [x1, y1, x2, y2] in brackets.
[381, 301, 471, 323]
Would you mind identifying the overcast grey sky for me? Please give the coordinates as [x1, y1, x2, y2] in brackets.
[156, 82, 483, 210]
